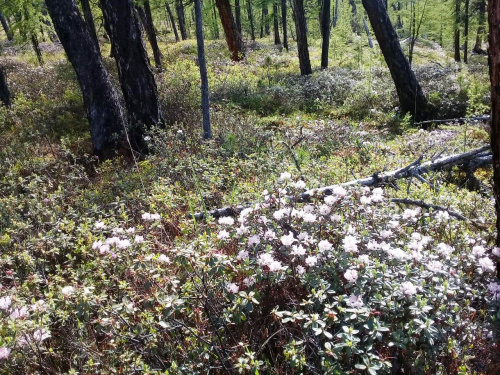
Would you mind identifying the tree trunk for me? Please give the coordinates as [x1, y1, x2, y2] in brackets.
[0, 12, 13, 41]
[31, 34, 44, 66]
[455, 0, 461, 62]
[45, 0, 126, 160]
[235, 0, 242, 34]
[194, 0, 212, 139]
[0, 66, 11, 106]
[332, 0, 339, 27]
[176, 0, 188, 40]
[100, 0, 163, 154]
[165, 1, 180, 42]
[361, 0, 429, 121]
[260, 7, 269, 38]
[292, 0, 312, 75]
[321, 0, 331, 68]
[247, 0, 256, 40]
[474, 0, 486, 53]
[215, 0, 244, 60]
[80, 0, 100, 51]
[464, 0, 469, 63]
[273, 0, 281, 44]
[212, 1, 220, 39]
[137, 1, 163, 68]
[488, 0, 500, 277]
[281, 0, 288, 50]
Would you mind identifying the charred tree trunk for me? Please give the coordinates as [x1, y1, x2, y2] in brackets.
[474, 0, 486, 53]
[321, 0, 331, 68]
[332, 0, 339, 27]
[488, 0, 500, 277]
[247, 0, 256, 40]
[273, 0, 281, 44]
[45, 0, 126, 159]
[215, 0, 244, 60]
[464, 0, 469, 63]
[137, 2, 163, 68]
[0, 12, 13, 41]
[165, 1, 180, 42]
[194, 0, 212, 139]
[362, 0, 429, 121]
[212, 1, 220, 39]
[100, 0, 163, 154]
[281, 0, 288, 50]
[80, 0, 100, 50]
[176, 0, 188, 40]
[235, 0, 242, 34]
[292, 0, 312, 75]
[31, 34, 44, 66]
[260, 7, 269, 37]
[454, 0, 461, 62]
[0, 66, 11, 106]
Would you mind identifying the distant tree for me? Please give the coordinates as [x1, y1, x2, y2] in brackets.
[80, 0, 99, 51]
[215, 0, 244, 60]
[464, 0, 469, 63]
[247, 0, 256, 40]
[488, 0, 500, 277]
[454, 0, 461, 61]
[362, 0, 429, 121]
[321, 0, 331, 68]
[100, 0, 163, 154]
[136, 1, 163, 69]
[473, 0, 486, 53]
[235, 0, 242, 34]
[0, 66, 11, 106]
[165, 1, 180, 42]
[176, 0, 188, 40]
[273, 0, 281, 44]
[0, 11, 13, 41]
[281, 0, 288, 50]
[45, 0, 126, 159]
[292, 0, 312, 75]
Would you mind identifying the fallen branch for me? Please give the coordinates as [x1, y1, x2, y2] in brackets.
[414, 115, 490, 127]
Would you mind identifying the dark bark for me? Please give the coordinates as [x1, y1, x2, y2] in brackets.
[281, 0, 288, 50]
[292, 0, 312, 75]
[321, 0, 331, 68]
[212, 1, 220, 39]
[488, 0, 500, 277]
[165, 1, 180, 42]
[362, 0, 429, 121]
[194, 0, 212, 139]
[349, 0, 361, 34]
[100, 0, 163, 154]
[215, 0, 244, 60]
[332, 0, 339, 27]
[464, 0, 469, 63]
[235, 0, 242, 34]
[362, 16, 373, 48]
[176, 0, 188, 40]
[31, 34, 44, 66]
[474, 0, 486, 53]
[454, 0, 461, 62]
[260, 7, 269, 38]
[273, 0, 281, 44]
[80, 0, 100, 51]
[0, 66, 11, 106]
[45, 0, 126, 160]
[137, 1, 163, 68]
[0, 12, 13, 41]
[247, 0, 256, 40]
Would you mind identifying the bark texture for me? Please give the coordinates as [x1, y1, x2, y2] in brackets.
[292, 0, 312, 75]
[273, 0, 281, 44]
[100, 0, 163, 154]
[45, 0, 126, 159]
[281, 0, 288, 50]
[321, 0, 331, 68]
[474, 0, 486, 53]
[176, 0, 188, 40]
[488, 0, 500, 276]
[165, 1, 180, 42]
[137, 2, 163, 68]
[454, 0, 461, 62]
[0, 12, 13, 41]
[80, 0, 100, 50]
[247, 0, 256, 40]
[0, 66, 11, 106]
[362, 0, 429, 121]
[215, 0, 244, 61]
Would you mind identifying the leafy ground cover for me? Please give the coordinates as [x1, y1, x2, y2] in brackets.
[0, 38, 499, 374]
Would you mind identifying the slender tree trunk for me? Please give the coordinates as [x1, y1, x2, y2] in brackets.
[31, 34, 44, 66]
[474, 0, 486, 53]
[260, 7, 269, 37]
[455, 0, 461, 62]
[165, 1, 180, 42]
[349, 0, 360, 34]
[137, 1, 163, 68]
[0, 12, 13, 41]
[273, 0, 281, 44]
[212, 1, 220, 39]
[235, 0, 242, 34]
[100, 0, 163, 154]
[45, 0, 126, 159]
[292, 0, 312, 75]
[176, 0, 188, 40]
[194, 0, 212, 139]
[464, 0, 469, 63]
[80, 0, 100, 50]
[362, 17, 373, 48]
[281, 0, 288, 50]
[488, 0, 500, 277]
[332, 0, 339, 27]
[247, 0, 256, 40]
[215, 0, 244, 60]
[0, 66, 11, 106]
[362, 0, 429, 121]
[321, 0, 331, 68]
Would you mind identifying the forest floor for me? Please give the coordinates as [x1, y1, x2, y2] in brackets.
[0, 36, 499, 374]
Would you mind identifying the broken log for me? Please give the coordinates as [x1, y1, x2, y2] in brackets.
[414, 115, 490, 127]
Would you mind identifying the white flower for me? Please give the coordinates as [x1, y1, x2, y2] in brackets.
[386, 247, 408, 260]
[478, 257, 495, 273]
[0, 296, 12, 311]
[61, 286, 75, 297]
[134, 235, 145, 244]
[243, 276, 256, 287]
[305, 256, 318, 266]
[303, 205, 315, 213]
[343, 235, 358, 253]
[401, 281, 417, 296]
[472, 245, 486, 257]
[99, 244, 110, 254]
[346, 295, 364, 308]
[358, 255, 369, 264]
[280, 172, 292, 181]
[218, 216, 235, 226]
[0, 347, 10, 360]
[291, 245, 306, 257]
[411, 251, 423, 262]
[239, 207, 253, 222]
[437, 243, 454, 258]
[142, 213, 161, 221]
[388, 220, 399, 228]
[488, 282, 500, 300]
[9, 306, 29, 320]
[296, 265, 306, 275]
[435, 211, 450, 222]
[248, 235, 261, 246]
[226, 283, 239, 293]
[269, 260, 285, 272]
[367, 240, 380, 251]
[126, 227, 136, 234]
[33, 329, 51, 343]
[264, 230, 277, 240]
[302, 213, 317, 223]
[330, 214, 341, 222]
[294, 180, 306, 189]
[92, 240, 103, 250]
[324, 195, 336, 206]
[411, 232, 422, 241]
[157, 254, 170, 263]
[94, 221, 106, 229]
[371, 188, 384, 202]
[217, 230, 230, 240]
[427, 260, 443, 272]
[236, 225, 249, 237]
[31, 300, 48, 312]
[319, 205, 331, 215]
[281, 232, 295, 246]
[403, 208, 420, 220]
[105, 236, 121, 246]
[380, 230, 392, 239]
[360, 196, 371, 205]
[273, 209, 286, 221]
[493, 247, 500, 257]
[236, 250, 249, 261]
[113, 227, 124, 234]
[344, 269, 358, 283]
[258, 253, 274, 267]
[117, 239, 132, 249]
[318, 240, 333, 253]
[332, 186, 347, 198]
